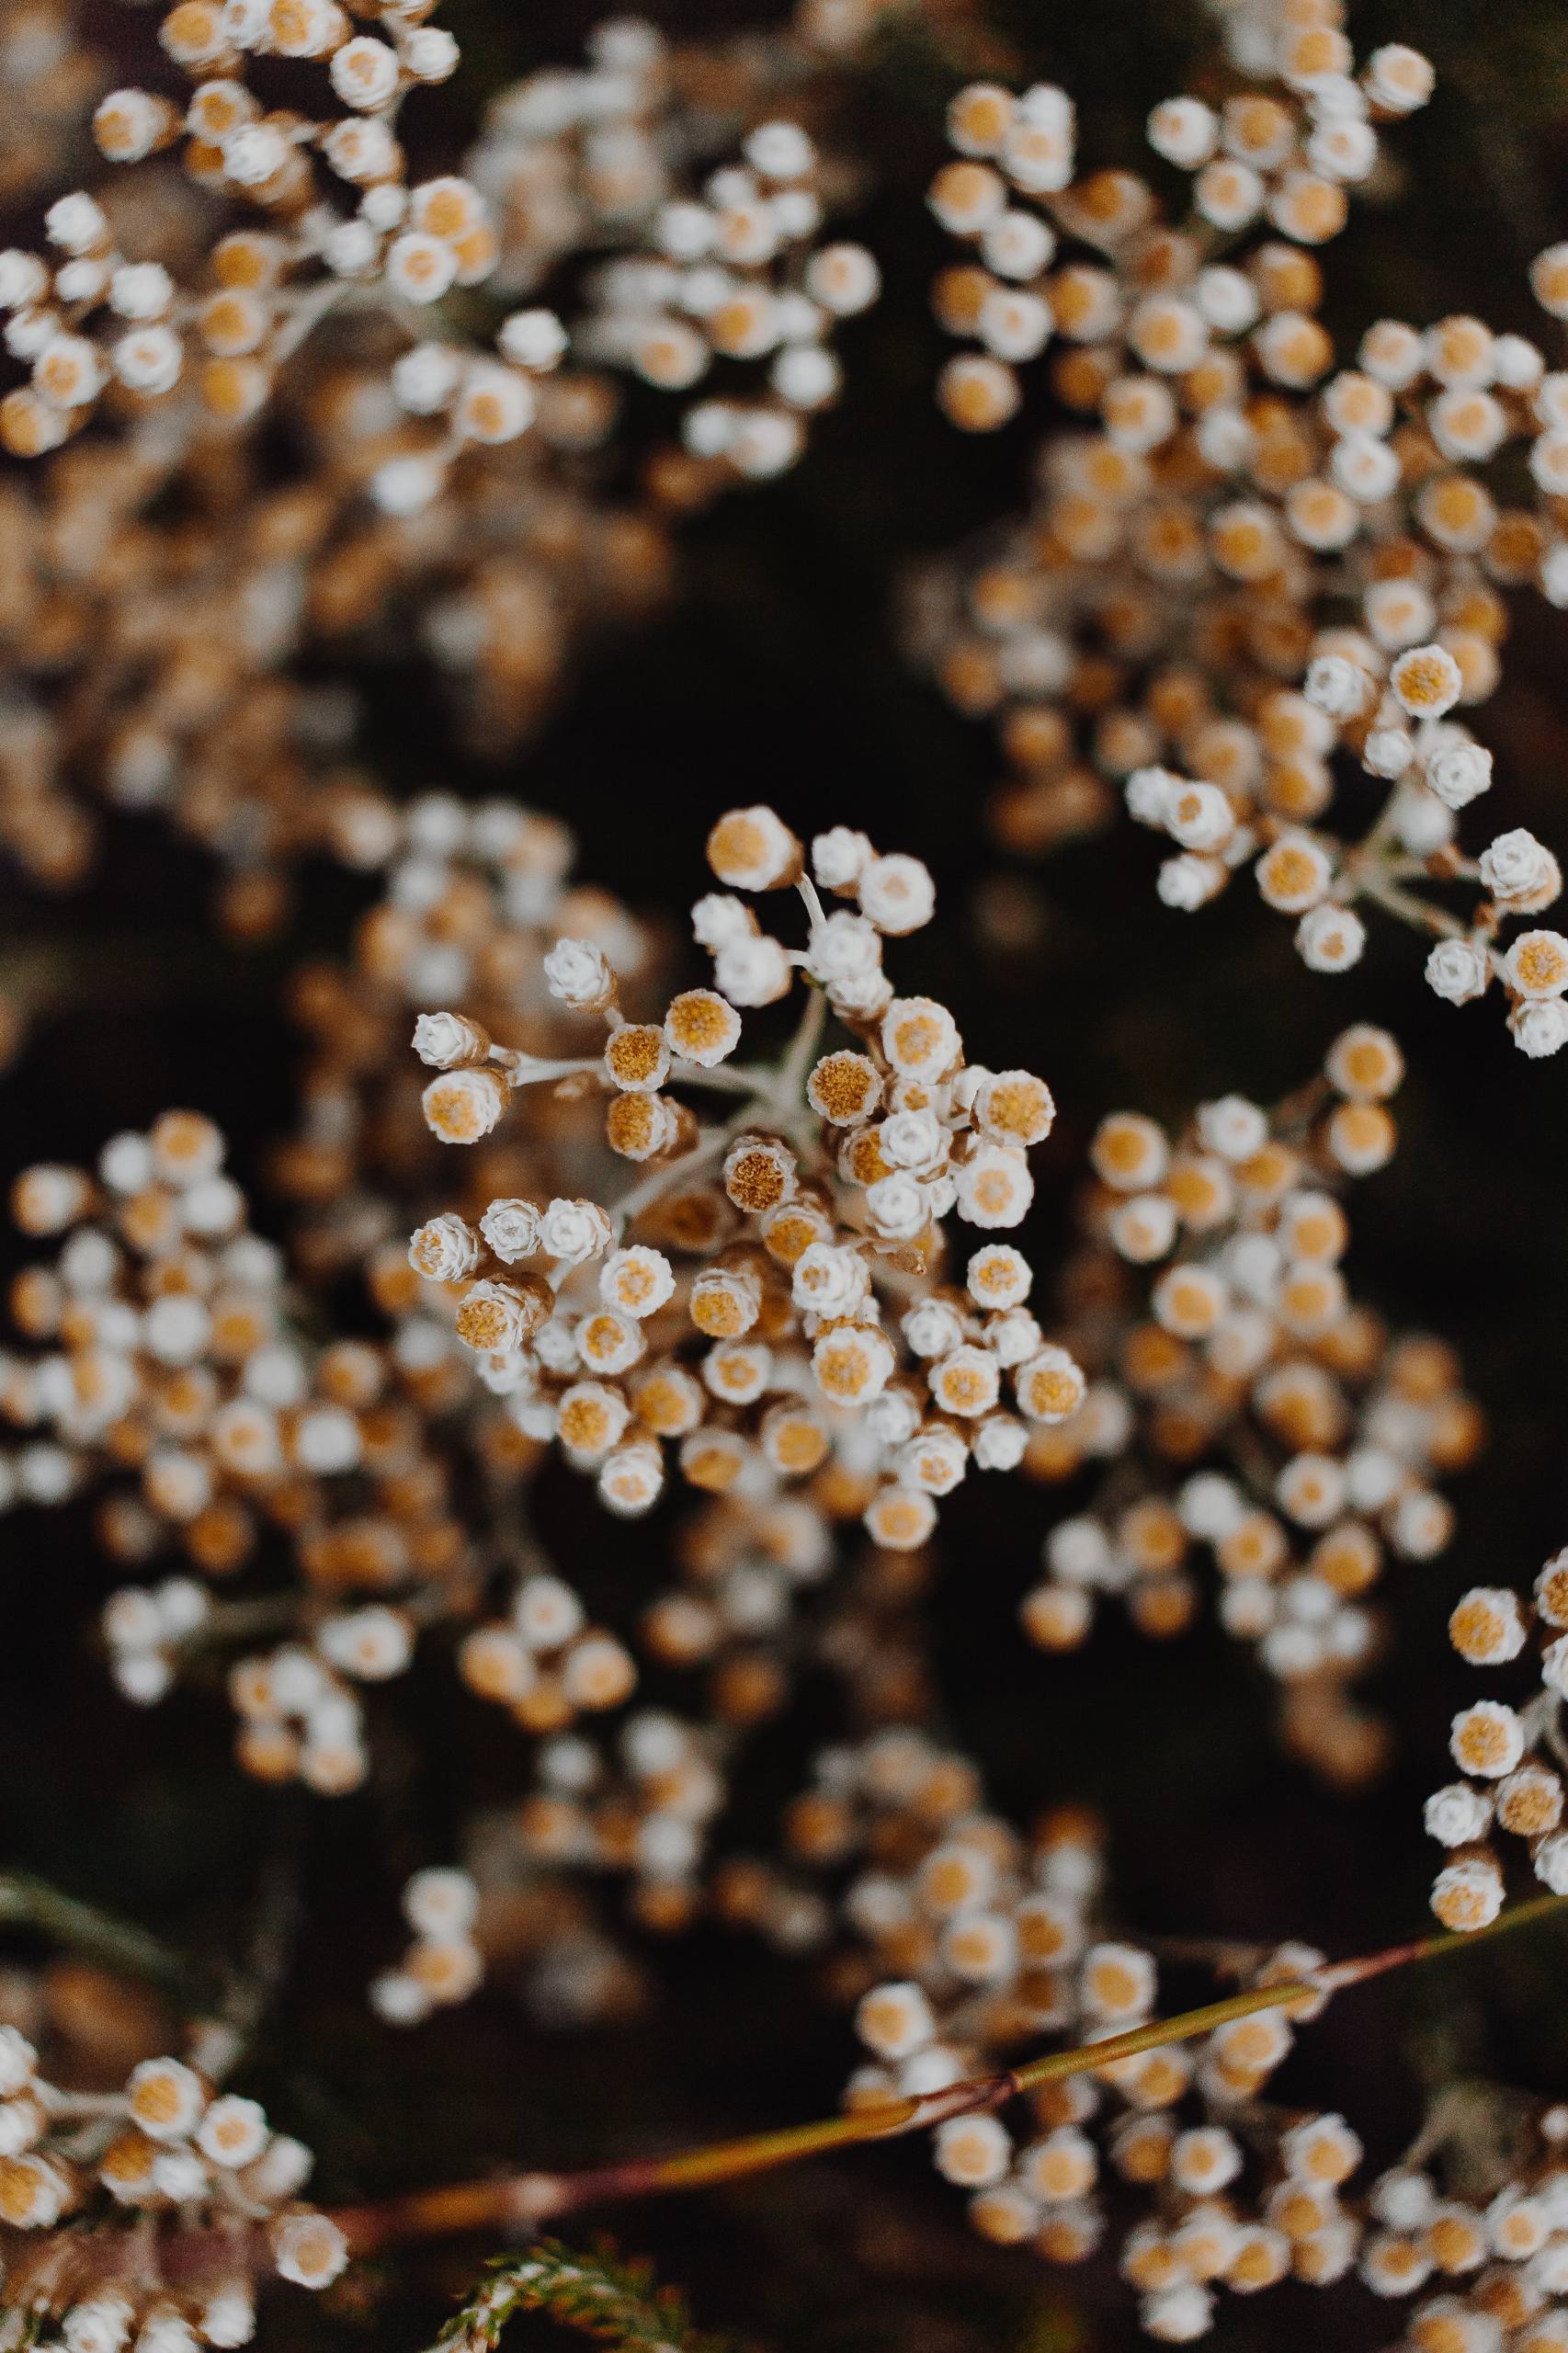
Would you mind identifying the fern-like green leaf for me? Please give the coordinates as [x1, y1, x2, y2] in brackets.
[426, 2235, 745, 2353]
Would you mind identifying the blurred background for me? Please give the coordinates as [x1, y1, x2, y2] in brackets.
[5, 0, 1568, 2344]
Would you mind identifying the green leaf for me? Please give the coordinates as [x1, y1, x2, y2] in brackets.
[425, 2236, 747, 2353]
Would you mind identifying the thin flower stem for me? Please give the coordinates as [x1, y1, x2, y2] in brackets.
[487, 1053, 601, 1086]
[608, 981, 830, 1238]
[1354, 869, 1471, 943]
[1351, 781, 1408, 870]
[332, 1892, 1568, 2256]
[773, 980, 827, 1105]
[608, 1120, 740, 1240]
[666, 1062, 768, 1096]
[271, 278, 348, 367]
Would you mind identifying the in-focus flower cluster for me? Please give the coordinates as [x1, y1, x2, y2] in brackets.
[410, 806, 1073, 1553]
[1427, 1543, 1568, 1932]
[0, 2027, 345, 2347]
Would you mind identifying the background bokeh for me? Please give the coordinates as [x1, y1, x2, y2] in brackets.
[5, 0, 1568, 2344]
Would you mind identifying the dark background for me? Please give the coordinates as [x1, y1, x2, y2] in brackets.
[5, 0, 1568, 2344]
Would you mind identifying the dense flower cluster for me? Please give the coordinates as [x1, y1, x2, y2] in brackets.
[909, 16, 1568, 1047]
[410, 806, 1071, 1549]
[3, 11, 532, 464]
[0, 2028, 345, 2346]
[707, 1745, 1568, 2342]
[0, 1113, 476, 1792]
[272, 788, 657, 1274]
[0, 388, 675, 911]
[928, 16, 1431, 434]
[0, 0, 883, 900]
[1018, 1025, 1482, 1782]
[575, 121, 880, 481]
[1426, 1542, 1568, 1934]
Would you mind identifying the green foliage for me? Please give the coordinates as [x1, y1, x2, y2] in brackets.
[428, 2238, 744, 2353]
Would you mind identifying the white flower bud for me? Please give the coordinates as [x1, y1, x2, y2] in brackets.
[1424, 1783, 1494, 1846]
[1425, 938, 1490, 1004]
[542, 937, 614, 1009]
[1425, 741, 1493, 811]
[1481, 828, 1555, 904]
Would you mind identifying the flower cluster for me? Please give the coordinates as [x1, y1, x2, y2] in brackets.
[575, 120, 880, 481]
[2, 2, 512, 464]
[1017, 1026, 1482, 1781]
[364, 1463, 959, 2018]
[372, 1709, 742, 2020]
[0, 334, 676, 911]
[0, 1113, 482, 1794]
[928, 16, 1432, 435]
[1427, 1543, 1568, 1932]
[0, 2, 885, 902]
[6, 2, 1568, 2347]
[273, 788, 656, 1271]
[908, 16, 1568, 1047]
[0, 2029, 345, 2347]
[411, 807, 1073, 1552]
[722, 1741, 1568, 2343]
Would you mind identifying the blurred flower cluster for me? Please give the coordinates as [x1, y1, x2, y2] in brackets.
[0, 0, 882, 915]
[1020, 1026, 1483, 1785]
[911, 12, 1568, 1050]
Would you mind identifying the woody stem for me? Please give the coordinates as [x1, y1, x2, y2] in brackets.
[332, 1891, 1568, 2255]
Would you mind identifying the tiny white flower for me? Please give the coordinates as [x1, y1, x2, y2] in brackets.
[1303, 654, 1370, 718]
[1511, 999, 1568, 1058]
[1425, 937, 1490, 1004]
[811, 826, 873, 890]
[1481, 828, 1555, 904]
[1425, 740, 1493, 811]
[1296, 903, 1366, 972]
[542, 937, 613, 1008]
[1423, 1783, 1493, 1846]
[865, 1172, 930, 1240]
[713, 933, 793, 1006]
[807, 909, 882, 983]
[540, 1199, 612, 1264]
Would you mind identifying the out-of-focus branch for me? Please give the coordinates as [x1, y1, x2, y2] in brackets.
[0, 1871, 207, 2002]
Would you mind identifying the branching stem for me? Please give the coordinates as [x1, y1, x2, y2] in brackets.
[333, 1892, 1568, 2255]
